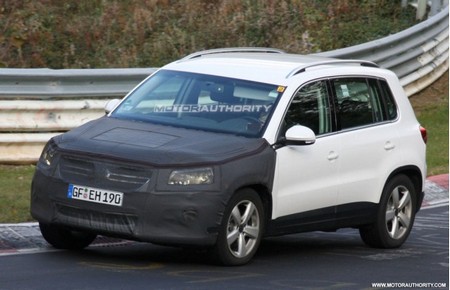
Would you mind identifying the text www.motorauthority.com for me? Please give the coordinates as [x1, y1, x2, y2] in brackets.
[371, 282, 447, 288]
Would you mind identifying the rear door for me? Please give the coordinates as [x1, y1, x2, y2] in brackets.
[331, 77, 400, 210]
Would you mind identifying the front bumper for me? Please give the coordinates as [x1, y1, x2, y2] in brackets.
[30, 168, 225, 247]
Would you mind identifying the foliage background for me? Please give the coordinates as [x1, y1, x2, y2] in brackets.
[0, 0, 417, 68]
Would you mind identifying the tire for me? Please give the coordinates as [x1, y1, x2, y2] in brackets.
[39, 223, 97, 250]
[359, 174, 417, 248]
[213, 188, 264, 266]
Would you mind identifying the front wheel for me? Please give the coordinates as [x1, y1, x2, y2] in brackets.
[359, 174, 417, 248]
[213, 188, 264, 266]
[39, 223, 97, 250]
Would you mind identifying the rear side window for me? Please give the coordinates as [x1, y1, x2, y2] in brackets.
[332, 78, 397, 130]
[378, 79, 398, 120]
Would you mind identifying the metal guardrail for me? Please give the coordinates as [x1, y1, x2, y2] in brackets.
[0, 6, 448, 163]
[0, 68, 156, 100]
[0, 68, 156, 163]
[314, 6, 449, 97]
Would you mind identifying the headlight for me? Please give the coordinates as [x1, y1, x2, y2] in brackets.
[168, 168, 214, 185]
[40, 141, 57, 166]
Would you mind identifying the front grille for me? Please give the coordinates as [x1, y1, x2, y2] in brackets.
[57, 204, 137, 236]
[60, 157, 94, 180]
[59, 155, 152, 191]
[106, 167, 150, 185]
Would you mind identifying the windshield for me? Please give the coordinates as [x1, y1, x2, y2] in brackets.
[112, 70, 284, 137]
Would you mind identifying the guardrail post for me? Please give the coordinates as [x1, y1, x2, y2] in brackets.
[416, 0, 428, 20]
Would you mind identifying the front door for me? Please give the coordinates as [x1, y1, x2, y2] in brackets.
[272, 80, 340, 220]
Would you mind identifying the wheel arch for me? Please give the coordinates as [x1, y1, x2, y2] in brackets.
[384, 165, 424, 211]
[233, 184, 273, 232]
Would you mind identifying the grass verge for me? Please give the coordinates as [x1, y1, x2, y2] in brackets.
[410, 71, 449, 176]
[0, 165, 35, 223]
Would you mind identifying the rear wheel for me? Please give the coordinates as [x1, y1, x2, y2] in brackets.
[39, 223, 97, 250]
[359, 174, 417, 248]
[213, 188, 264, 266]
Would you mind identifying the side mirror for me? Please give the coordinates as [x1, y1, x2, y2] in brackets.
[284, 125, 316, 145]
[104, 99, 121, 114]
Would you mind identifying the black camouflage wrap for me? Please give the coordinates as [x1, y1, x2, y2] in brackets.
[31, 117, 276, 246]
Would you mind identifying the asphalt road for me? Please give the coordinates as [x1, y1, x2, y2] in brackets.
[0, 203, 447, 290]
[0, 176, 447, 289]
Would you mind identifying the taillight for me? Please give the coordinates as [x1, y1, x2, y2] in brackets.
[420, 126, 427, 144]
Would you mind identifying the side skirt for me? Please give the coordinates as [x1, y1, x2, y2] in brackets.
[265, 202, 378, 237]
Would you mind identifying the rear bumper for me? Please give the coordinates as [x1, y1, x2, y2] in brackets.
[31, 169, 225, 247]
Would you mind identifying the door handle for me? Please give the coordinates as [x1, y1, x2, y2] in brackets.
[384, 141, 395, 151]
[327, 151, 339, 161]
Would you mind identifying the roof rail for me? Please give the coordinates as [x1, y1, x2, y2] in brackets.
[286, 60, 379, 78]
[182, 47, 286, 60]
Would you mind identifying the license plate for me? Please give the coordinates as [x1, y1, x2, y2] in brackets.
[67, 184, 123, 207]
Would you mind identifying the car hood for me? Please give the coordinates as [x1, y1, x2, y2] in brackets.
[54, 117, 270, 166]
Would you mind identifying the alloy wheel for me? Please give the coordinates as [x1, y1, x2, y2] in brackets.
[226, 200, 261, 258]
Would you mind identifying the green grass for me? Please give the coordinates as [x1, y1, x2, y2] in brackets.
[422, 107, 449, 175]
[0, 165, 35, 223]
[410, 71, 449, 176]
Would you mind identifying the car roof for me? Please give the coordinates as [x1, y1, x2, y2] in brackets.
[161, 48, 378, 85]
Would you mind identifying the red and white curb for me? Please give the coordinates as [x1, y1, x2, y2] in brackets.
[422, 174, 449, 209]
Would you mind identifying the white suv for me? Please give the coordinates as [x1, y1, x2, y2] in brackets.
[31, 48, 427, 265]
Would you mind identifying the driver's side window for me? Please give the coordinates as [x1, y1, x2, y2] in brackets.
[284, 80, 332, 135]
